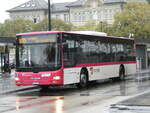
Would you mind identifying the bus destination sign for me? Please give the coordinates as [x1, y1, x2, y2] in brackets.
[19, 37, 56, 44]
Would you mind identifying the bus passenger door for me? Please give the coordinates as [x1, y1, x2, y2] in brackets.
[63, 39, 80, 84]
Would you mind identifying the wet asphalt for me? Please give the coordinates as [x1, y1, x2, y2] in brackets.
[1, 75, 150, 113]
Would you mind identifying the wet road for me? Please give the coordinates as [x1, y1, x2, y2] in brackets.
[1, 76, 150, 113]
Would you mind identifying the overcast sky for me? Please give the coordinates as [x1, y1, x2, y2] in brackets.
[0, 0, 76, 23]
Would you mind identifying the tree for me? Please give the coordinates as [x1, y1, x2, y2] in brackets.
[0, 18, 72, 37]
[33, 18, 72, 31]
[95, 21, 113, 35]
[0, 18, 34, 37]
[33, 18, 48, 31]
[52, 18, 72, 31]
[112, 2, 150, 39]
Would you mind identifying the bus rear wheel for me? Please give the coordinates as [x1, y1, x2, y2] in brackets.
[78, 71, 88, 88]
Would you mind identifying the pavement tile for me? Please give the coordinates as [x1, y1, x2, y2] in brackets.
[117, 92, 150, 106]
[0, 71, 36, 95]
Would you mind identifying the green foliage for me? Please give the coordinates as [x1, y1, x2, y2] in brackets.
[0, 18, 72, 37]
[33, 18, 72, 31]
[33, 18, 48, 31]
[112, 2, 150, 39]
[51, 18, 72, 31]
[0, 18, 34, 37]
[95, 21, 113, 35]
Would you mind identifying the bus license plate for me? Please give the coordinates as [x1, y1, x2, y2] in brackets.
[32, 82, 39, 85]
[31, 77, 40, 80]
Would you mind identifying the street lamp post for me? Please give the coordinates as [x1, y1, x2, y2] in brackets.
[100, 21, 103, 32]
[48, 0, 51, 31]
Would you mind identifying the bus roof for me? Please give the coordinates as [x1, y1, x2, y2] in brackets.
[16, 31, 134, 41]
[16, 31, 61, 36]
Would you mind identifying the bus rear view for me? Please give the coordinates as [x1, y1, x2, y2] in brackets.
[15, 32, 63, 88]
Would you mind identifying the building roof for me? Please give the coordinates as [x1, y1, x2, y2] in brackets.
[104, 0, 127, 4]
[51, 2, 71, 13]
[7, 0, 71, 13]
[6, 0, 137, 13]
[7, 0, 48, 12]
[67, 0, 85, 7]
[67, 0, 127, 7]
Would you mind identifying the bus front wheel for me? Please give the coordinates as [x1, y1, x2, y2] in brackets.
[78, 71, 88, 88]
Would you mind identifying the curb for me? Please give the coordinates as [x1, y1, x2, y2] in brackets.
[110, 89, 150, 112]
[0, 86, 39, 95]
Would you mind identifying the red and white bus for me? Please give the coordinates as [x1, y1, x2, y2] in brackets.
[15, 31, 136, 89]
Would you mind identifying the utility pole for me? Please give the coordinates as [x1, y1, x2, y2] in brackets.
[48, 0, 51, 31]
[100, 21, 103, 32]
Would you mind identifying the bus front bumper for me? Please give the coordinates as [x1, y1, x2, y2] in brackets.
[15, 76, 63, 86]
[15, 70, 64, 86]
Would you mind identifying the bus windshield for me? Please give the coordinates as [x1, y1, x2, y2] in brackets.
[17, 34, 61, 72]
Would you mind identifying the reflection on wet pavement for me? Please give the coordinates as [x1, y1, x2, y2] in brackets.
[1, 76, 150, 113]
[55, 97, 64, 113]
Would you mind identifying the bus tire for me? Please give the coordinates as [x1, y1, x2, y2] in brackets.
[119, 66, 125, 81]
[78, 70, 88, 88]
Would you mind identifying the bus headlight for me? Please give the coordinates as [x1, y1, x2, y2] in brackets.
[15, 77, 20, 81]
[41, 73, 51, 77]
[53, 76, 61, 80]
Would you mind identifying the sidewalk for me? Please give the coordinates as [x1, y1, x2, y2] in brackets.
[110, 69, 150, 113]
[127, 68, 150, 81]
[0, 70, 37, 95]
[110, 91, 150, 113]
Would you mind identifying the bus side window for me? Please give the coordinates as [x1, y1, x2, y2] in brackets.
[63, 40, 76, 67]
[116, 44, 125, 61]
[111, 44, 117, 62]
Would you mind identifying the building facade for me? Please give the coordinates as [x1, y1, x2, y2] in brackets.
[7, 0, 148, 25]
[0, 37, 16, 73]
[7, 0, 48, 23]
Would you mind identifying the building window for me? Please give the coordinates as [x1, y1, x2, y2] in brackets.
[98, 11, 101, 20]
[73, 13, 76, 21]
[85, 11, 88, 21]
[93, 11, 98, 20]
[89, 11, 93, 20]
[78, 13, 81, 22]
[82, 12, 85, 21]
[33, 18, 37, 23]
[108, 9, 113, 20]
[104, 9, 108, 20]
[64, 14, 69, 22]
